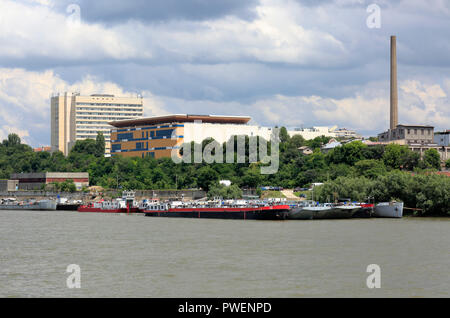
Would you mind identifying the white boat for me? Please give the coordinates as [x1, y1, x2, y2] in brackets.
[374, 202, 403, 218]
[0, 199, 57, 211]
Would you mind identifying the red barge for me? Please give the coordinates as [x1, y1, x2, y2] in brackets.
[141, 200, 290, 220]
[78, 192, 290, 220]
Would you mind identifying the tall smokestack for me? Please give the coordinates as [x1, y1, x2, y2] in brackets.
[390, 35, 398, 130]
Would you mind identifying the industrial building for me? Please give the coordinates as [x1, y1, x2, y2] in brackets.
[51, 93, 144, 156]
[10, 172, 89, 191]
[109, 114, 273, 159]
[377, 36, 449, 162]
[0, 180, 19, 192]
[434, 131, 450, 147]
[378, 124, 435, 145]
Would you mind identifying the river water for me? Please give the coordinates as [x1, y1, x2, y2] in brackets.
[0, 210, 448, 298]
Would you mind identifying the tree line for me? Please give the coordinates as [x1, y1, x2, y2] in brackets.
[0, 131, 448, 215]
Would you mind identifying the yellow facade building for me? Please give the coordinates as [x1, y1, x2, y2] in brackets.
[109, 114, 261, 159]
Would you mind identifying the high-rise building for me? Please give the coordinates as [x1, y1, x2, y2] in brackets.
[51, 93, 144, 155]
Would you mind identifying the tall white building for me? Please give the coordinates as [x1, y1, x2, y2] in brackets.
[51, 93, 144, 155]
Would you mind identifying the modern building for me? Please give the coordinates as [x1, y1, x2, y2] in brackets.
[51, 93, 144, 155]
[434, 130, 450, 147]
[109, 114, 274, 159]
[10, 172, 89, 190]
[288, 126, 337, 140]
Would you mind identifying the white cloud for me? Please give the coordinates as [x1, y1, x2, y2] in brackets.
[0, 0, 346, 66]
[0, 68, 166, 146]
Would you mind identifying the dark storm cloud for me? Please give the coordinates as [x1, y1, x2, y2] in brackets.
[55, 0, 259, 24]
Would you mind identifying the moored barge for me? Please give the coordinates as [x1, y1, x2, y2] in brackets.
[142, 201, 290, 220]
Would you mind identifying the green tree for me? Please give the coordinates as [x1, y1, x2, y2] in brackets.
[355, 159, 387, 178]
[95, 132, 106, 157]
[207, 184, 243, 199]
[196, 166, 219, 191]
[2, 133, 21, 147]
[420, 148, 441, 170]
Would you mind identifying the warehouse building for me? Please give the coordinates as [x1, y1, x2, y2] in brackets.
[0, 180, 19, 192]
[10, 172, 89, 190]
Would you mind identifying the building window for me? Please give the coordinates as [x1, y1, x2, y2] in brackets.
[111, 144, 121, 151]
[407, 129, 410, 134]
[421, 129, 424, 135]
[117, 133, 133, 141]
[414, 129, 417, 134]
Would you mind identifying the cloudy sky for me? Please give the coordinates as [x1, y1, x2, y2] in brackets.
[0, 0, 449, 146]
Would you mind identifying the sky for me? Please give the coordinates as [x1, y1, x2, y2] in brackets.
[0, 0, 449, 146]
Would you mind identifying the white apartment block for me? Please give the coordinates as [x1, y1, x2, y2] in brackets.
[51, 93, 143, 155]
[287, 126, 337, 140]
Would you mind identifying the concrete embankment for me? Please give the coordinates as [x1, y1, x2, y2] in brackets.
[0, 189, 207, 202]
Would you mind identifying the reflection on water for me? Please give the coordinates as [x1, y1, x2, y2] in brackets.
[0, 210, 448, 297]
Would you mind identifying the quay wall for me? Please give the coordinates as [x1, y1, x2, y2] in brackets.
[0, 190, 207, 201]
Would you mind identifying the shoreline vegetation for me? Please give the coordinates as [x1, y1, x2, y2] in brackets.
[1, 131, 448, 216]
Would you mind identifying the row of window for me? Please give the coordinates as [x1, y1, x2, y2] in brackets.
[76, 113, 141, 117]
[76, 107, 142, 112]
[76, 103, 143, 107]
[76, 116, 136, 121]
[401, 128, 432, 135]
[113, 124, 184, 133]
[115, 129, 176, 142]
[111, 145, 180, 153]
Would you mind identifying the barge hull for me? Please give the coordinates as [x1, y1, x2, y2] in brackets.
[144, 206, 289, 220]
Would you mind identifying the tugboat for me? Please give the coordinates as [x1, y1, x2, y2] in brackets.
[78, 191, 139, 213]
[141, 199, 290, 220]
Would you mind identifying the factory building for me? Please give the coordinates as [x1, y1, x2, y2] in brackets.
[10, 172, 89, 191]
[109, 114, 274, 159]
[378, 124, 435, 145]
[51, 93, 144, 156]
[377, 35, 450, 162]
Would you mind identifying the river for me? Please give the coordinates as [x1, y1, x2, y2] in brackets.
[0, 210, 448, 297]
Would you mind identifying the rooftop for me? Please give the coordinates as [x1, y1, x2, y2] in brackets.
[109, 114, 252, 128]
